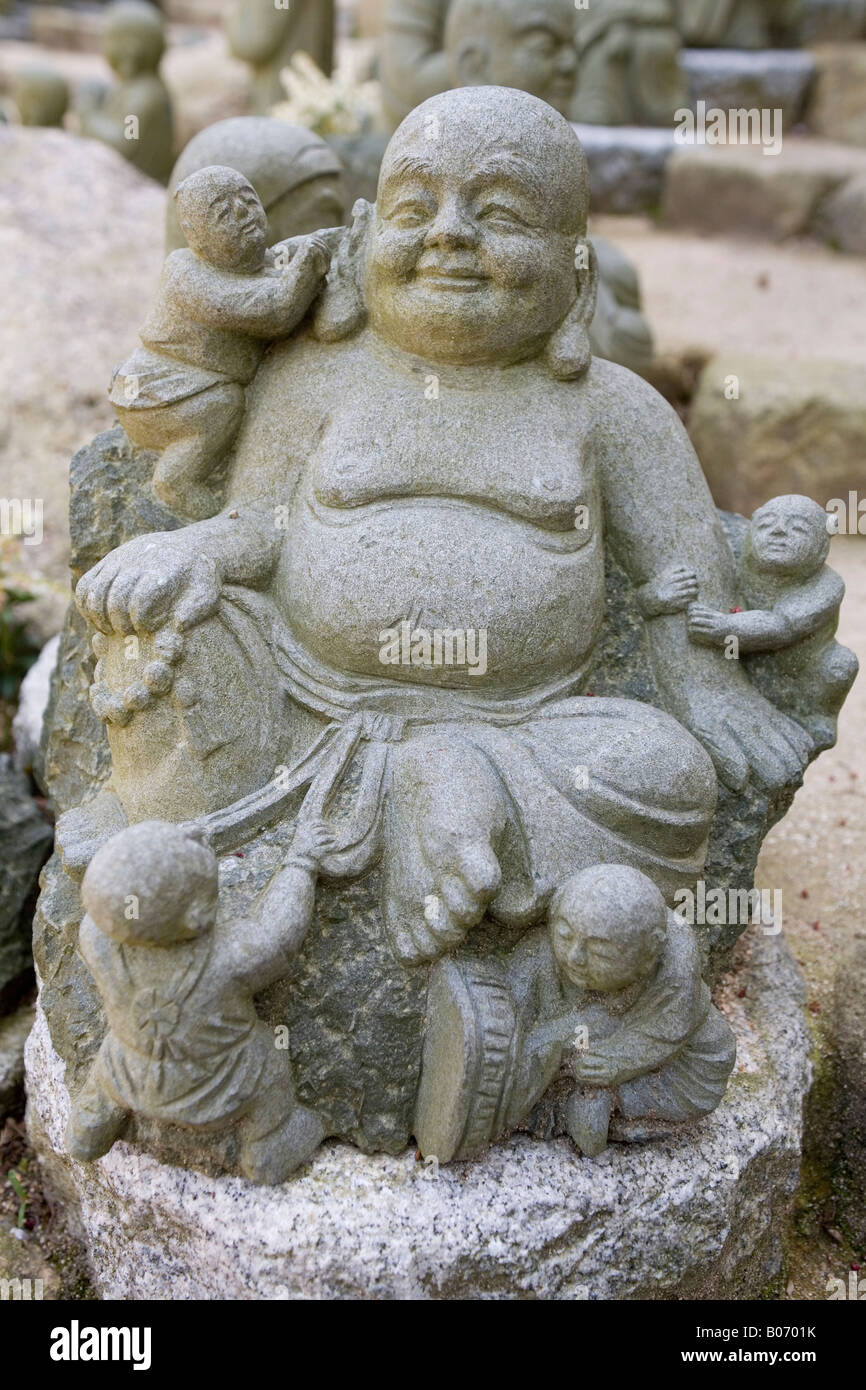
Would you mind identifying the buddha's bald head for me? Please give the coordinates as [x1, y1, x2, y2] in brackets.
[378, 86, 589, 237]
[364, 88, 594, 369]
[445, 0, 579, 116]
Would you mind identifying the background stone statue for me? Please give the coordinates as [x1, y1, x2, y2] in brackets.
[572, 0, 687, 127]
[39, 87, 852, 1183]
[380, 0, 451, 127]
[226, 0, 336, 115]
[12, 67, 69, 128]
[76, 0, 174, 184]
[164, 118, 346, 255]
[444, 0, 579, 118]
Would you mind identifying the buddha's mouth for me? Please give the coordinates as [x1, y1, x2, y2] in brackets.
[415, 265, 489, 291]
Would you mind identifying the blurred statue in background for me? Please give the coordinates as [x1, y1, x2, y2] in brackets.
[572, 0, 687, 126]
[77, 0, 174, 184]
[165, 117, 346, 254]
[444, 0, 579, 118]
[226, 0, 336, 114]
[12, 67, 69, 127]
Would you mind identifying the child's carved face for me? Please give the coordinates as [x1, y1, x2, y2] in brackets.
[176, 169, 269, 273]
[551, 912, 661, 992]
[750, 497, 830, 577]
[549, 864, 667, 993]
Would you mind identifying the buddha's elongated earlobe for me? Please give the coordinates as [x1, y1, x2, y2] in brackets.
[545, 236, 599, 381]
[312, 198, 374, 342]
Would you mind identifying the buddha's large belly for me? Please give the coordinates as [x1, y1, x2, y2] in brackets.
[276, 496, 605, 691]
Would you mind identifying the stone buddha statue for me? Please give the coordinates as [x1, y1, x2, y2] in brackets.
[572, 0, 687, 126]
[48, 87, 844, 1179]
[164, 118, 346, 254]
[12, 67, 69, 128]
[226, 0, 336, 115]
[77, 0, 174, 184]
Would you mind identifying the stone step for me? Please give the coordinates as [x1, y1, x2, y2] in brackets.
[688, 353, 866, 515]
[661, 135, 866, 246]
[681, 47, 816, 128]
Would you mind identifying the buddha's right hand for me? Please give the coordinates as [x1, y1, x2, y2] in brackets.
[75, 531, 222, 636]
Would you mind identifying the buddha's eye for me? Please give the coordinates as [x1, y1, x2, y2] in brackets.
[478, 203, 528, 229]
[387, 200, 433, 229]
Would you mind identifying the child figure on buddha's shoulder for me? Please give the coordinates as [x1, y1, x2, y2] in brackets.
[110, 164, 335, 521]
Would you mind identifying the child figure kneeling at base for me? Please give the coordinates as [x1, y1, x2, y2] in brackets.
[524, 864, 736, 1157]
[66, 815, 334, 1184]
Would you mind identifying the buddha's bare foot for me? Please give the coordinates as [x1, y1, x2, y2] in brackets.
[383, 736, 508, 964]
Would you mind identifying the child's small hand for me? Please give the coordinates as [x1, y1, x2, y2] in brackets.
[573, 1049, 618, 1087]
[687, 603, 731, 645]
[655, 564, 699, 612]
[291, 817, 337, 865]
[638, 564, 698, 618]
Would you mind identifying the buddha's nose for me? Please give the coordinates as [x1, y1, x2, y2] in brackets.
[557, 46, 578, 74]
[424, 200, 476, 249]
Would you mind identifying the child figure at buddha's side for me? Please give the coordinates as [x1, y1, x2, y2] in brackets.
[639, 495, 858, 752]
[110, 164, 334, 521]
[65, 816, 335, 1184]
[513, 865, 736, 1157]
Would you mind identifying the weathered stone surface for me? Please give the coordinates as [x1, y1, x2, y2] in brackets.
[12, 635, 59, 786]
[814, 169, 866, 253]
[36, 87, 834, 1194]
[807, 43, 866, 147]
[0, 758, 52, 1014]
[26, 933, 810, 1299]
[681, 47, 815, 128]
[574, 122, 676, 212]
[689, 353, 866, 514]
[832, 937, 866, 1249]
[0, 1004, 33, 1119]
[662, 138, 866, 242]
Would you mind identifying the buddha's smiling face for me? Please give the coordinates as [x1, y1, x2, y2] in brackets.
[364, 90, 587, 367]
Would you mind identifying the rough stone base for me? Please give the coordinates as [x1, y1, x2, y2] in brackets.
[26, 935, 811, 1300]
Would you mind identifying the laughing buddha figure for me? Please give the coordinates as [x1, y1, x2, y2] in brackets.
[73, 88, 813, 968]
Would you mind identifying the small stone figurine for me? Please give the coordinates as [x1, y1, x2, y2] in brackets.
[66, 817, 335, 1184]
[415, 865, 736, 1161]
[110, 164, 333, 520]
[77, 0, 174, 184]
[682, 495, 857, 752]
[12, 67, 69, 128]
[521, 865, 736, 1156]
[572, 0, 687, 127]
